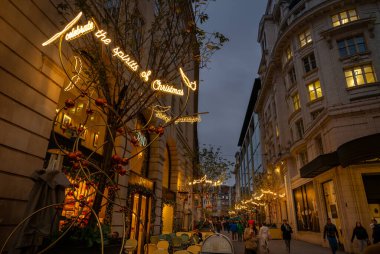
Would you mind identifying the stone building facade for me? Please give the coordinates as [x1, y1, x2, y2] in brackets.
[255, 0, 380, 252]
[0, 0, 198, 249]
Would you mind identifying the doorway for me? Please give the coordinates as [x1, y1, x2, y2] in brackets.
[129, 193, 152, 254]
[322, 181, 342, 238]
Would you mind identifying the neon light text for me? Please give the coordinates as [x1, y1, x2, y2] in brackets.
[42, 12, 83, 46]
[65, 20, 95, 41]
[152, 80, 184, 96]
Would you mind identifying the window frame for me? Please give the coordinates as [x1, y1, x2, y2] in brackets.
[288, 67, 297, 87]
[344, 64, 377, 88]
[331, 9, 359, 27]
[307, 80, 323, 101]
[299, 29, 312, 48]
[302, 52, 317, 73]
[337, 35, 367, 58]
[292, 93, 301, 111]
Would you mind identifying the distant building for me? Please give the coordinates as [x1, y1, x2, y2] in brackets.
[255, 0, 380, 251]
[235, 78, 263, 202]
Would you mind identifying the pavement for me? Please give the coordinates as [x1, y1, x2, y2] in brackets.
[220, 231, 348, 254]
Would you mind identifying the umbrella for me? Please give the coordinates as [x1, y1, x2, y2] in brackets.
[9, 154, 70, 254]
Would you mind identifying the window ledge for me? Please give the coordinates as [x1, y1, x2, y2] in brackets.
[346, 82, 380, 101]
[346, 82, 380, 91]
[306, 96, 324, 107]
[320, 17, 376, 48]
[302, 68, 318, 79]
[339, 51, 371, 62]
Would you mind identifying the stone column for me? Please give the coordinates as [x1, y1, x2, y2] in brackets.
[148, 137, 165, 235]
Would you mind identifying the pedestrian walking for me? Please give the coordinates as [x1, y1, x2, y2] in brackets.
[226, 220, 231, 233]
[281, 219, 293, 253]
[371, 219, 380, 244]
[258, 223, 271, 253]
[351, 221, 369, 253]
[215, 219, 222, 233]
[230, 220, 238, 241]
[323, 218, 340, 254]
[244, 221, 258, 254]
[237, 221, 244, 242]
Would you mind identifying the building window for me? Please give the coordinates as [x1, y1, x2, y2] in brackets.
[315, 135, 324, 155]
[299, 29, 312, 47]
[295, 119, 304, 139]
[337, 35, 367, 58]
[344, 64, 376, 88]
[288, 67, 297, 86]
[302, 52, 317, 73]
[311, 108, 323, 120]
[299, 149, 308, 166]
[292, 93, 301, 111]
[286, 46, 293, 61]
[332, 9, 358, 27]
[307, 80, 323, 101]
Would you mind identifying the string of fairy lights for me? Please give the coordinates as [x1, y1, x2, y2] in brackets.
[188, 175, 222, 187]
[233, 189, 286, 212]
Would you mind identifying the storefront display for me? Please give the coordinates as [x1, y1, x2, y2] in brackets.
[293, 181, 320, 232]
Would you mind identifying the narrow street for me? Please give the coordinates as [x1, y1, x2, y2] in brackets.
[220, 231, 348, 254]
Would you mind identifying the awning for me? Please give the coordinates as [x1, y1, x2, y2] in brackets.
[300, 133, 380, 178]
[300, 152, 339, 178]
[337, 133, 380, 167]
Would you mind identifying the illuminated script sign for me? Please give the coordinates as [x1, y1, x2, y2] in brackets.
[175, 115, 201, 124]
[42, 12, 196, 97]
[65, 20, 95, 41]
[155, 112, 171, 123]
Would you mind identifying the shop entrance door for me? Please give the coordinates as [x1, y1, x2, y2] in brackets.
[322, 181, 343, 239]
[130, 193, 151, 254]
[362, 174, 380, 221]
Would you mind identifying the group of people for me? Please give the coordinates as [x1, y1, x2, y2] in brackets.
[241, 217, 380, 254]
[323, 218, 380, 254]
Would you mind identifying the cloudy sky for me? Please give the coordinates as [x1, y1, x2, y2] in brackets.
[198, 1, 268, 185]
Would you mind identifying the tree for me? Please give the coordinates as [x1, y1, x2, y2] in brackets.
[190, 145, 234, 225]
[5, 0, 228, 250]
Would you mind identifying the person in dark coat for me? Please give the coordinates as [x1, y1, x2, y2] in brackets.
[230, 221, 238, 241]
[372, 219, 380, 244]
[281, 219, 292, 253]
[323, 218, 340, 254]
[351, 221, 369, 252]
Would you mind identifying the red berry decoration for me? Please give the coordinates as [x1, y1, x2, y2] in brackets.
[68, 152, 77, 160]
[95, 98, 107, 107]
[117, 127, 125, 134]
[148, 125, 156, 133]
[156, 126, 165, 136]
[121, 157, 129, 166]
[112, 154, 122, 163]
[81, 160, 89, 167]
[86, 108, 94, 115]
[72, 163, 80, 170]
[64, 98, 75, 108]
[119, 169, 127, 176]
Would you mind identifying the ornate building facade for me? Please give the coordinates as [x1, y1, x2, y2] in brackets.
[255, 0, 380, 252]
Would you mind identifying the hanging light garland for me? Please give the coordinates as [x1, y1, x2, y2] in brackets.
[188, 175, 222, 186]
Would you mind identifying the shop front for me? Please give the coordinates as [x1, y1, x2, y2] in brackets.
[127, 171, 154, 254]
